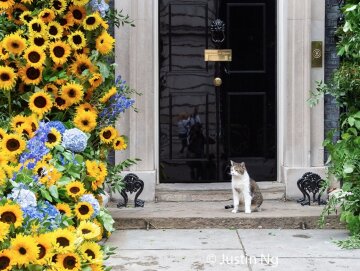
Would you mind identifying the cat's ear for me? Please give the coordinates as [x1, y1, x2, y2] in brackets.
[230, 160, 234, 166]
[240, 162, 246, 167]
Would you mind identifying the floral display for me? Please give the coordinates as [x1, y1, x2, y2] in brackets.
[0, 0, 135, 270]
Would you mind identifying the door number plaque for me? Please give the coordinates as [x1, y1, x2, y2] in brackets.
[204, 49, 232, 62]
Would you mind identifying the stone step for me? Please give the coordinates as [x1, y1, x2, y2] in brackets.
[109, 200, 344, 230]
[155, 182, 285, 202]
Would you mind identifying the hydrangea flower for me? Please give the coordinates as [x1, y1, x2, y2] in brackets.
[80, 194, 100, 217]
[7, 188, 37, 208]
[62, 128, 88, 152]
[89, 0, 110, 17]
[22, 201, 61, 230]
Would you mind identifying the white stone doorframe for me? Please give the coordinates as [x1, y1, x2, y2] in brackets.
[114, 0, 326, 202]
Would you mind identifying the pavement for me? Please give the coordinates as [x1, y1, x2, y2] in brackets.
[105, 229, 360, 271]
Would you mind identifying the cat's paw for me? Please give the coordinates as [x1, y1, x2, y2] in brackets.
[245, 210, 252, 214]
[231, 209, 238, 213]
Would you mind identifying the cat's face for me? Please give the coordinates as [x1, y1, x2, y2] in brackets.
[230, 161, 246, 176]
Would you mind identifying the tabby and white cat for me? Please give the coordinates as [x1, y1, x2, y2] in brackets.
[230, 161, 263, 214]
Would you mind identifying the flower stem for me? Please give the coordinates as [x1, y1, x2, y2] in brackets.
[7, 91, 12, 117]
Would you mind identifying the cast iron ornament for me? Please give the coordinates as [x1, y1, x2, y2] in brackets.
[117, 173, 145, 208]
[210, 19, 226, 46]
[297, 172, 326, 206]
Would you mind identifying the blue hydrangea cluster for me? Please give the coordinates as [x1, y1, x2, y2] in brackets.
[22, 201, 61, 230]
[80, 194, 100, 218]
[7, 188, 37, 208]
[62, 128, 88, 152]
[89, 0, 110, 17]
[99, 94, 134, 125]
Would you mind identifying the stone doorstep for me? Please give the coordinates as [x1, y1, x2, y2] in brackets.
[155, 182, 285, 202]
[109, 200, 344, 230]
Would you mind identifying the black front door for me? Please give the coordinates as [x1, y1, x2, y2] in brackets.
[159, 0, 276, 183]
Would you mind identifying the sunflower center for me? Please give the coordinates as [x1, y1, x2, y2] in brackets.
[103, 130, 112, 139]
[37, 167, 44, 177]
[6, 139, 20, 152]
[81, 229, 91, 234]
[79, 205, 90, 215]
[32, 23, 42, 32]
[78, 64, 88, 73]
[28, 51, 41, 63]
[116, 140, 121, 146]
[70, 187, 80, 194]
[59, 18, 68, 26]
[0, 256, 10, 270]
[0, 72, 10, 82]
[81, 120, 89, 126]
[47, 133, 57, 143]
[31, 123, 37, 132]
[13, 8, 24, 20]
[38, 244, 46, 259]
[56, 237, 70, 247]
[24, 15, 32, 23]
[19, 247, 27, 255]
[55, 97, 66, 106]
[42, 12, 50, 19]
[33, 96, 47, 108]
[26, 67, 41, 80]
[73, 35, 82, 45]
[0, 211, 16, 223]
[73, 10, 83, 20]
[85, 249, 95, 259]
[53, 1, 62, 10]
[49, 25, 58, 35]
[68, 89, 76, 98]
[34, 37, 45, 46]
[53, 46, 65, 58]
[63, 256, 77, 269]
[11, 42, 20, 49]
[86, 17, 96, 25]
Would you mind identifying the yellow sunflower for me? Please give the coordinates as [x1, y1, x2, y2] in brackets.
[66, 181, 86, 198]
[0, 222, 10, 242]
[70, 54, 96, 77]
[49, 40, 71, 65]
[88, 73, 103, 88]
[99, 86, 116, 103]
[76, 46, 90, 55]
[6, 3, 28, 25]
[79, 242, 102, 264]
[73, 0, 89, 6]
[56, 253, 81, 271]
[28, 18, 47, 36]
[19, 65, 43, 85]
[59, 12, 74, 29]
[0, 250, 13, 271]
[76, 103, 97, 114]
[54, 95, 71, 110]
[83, 12, 102, 31]
[10, 114, 27, 130]
[39, 8, 56, 23]
[69, 5, 86, 24]
[48, 21, 64, 40]
[89, 264, 104, 271]
[0, 42, 9, 61]
[35, 162, 62, 187]
[0, 204, 22, 228]
[28, 91, 53, 115]
[27, 114, 39, 133]
[44, 83, 59, 96]
[11, 234, 39, 265]
[34, 235, 53, 265]
[73, 111, 97, 133]
[99, 126, 117, 144]
[113, 136, 127, 151]
[14, 123, 35, 138]
[24, 46, 46, 68]
[61, 82, 84, 104]
[96, 31, 115, 55]
[29, 34, 48, 49]
[0, 0, 14, 10]
[0, 134, 26, 156]
[52, 228, 75, 252]
[76, 220, 101, 240]
[52, 0, 67, 14]
[19, 10, 33, 24]
[56, 203, 72, 217]
[0, 66, 17, 91]
[68, 30, 86, 50]
[74, 201, 94, 220]
[45, 128, 62, 148]
[3, 33, 27, 55]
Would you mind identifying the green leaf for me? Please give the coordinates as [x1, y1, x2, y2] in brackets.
[348, 116, 355, 126]
[40, 188, 52, 202]
[346, 5, 357, 12]
[343, 164, 354, 174]
[98, 62, 110, 79]
[49, 185, 59, 199]
[99, 210, 115, 232]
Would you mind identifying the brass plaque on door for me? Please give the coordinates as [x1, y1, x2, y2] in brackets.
[204, 49, 232, 62]
[311, 41, 323, 68]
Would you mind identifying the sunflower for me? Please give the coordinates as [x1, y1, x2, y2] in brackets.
[0, 134, 26, 156]
[28, 18, 47, 36]
[83, 12, 102, 31]
[89, 73, 103, 88]
[10, 114, 27, 130]
[113, 136, 127, 151]
[0, 0, 14, 10]
[79, 242, 102, 263]
[33, 161, 49, 178]
[36, 163, 62, 187]
[45, 128, 62, 148]
[68, 30, 86, 50]
[28, 91, 53, 115]
[24, 46, 46, 68]
[68, 5, 86, 24]
[54, 95, 71, 110]
[56, 253, 81, 271]
[89, 264, 104, 271]
[14, 123, 35, 138]
[76, 46, 90, 55]
[76, 103, 97, 114]
[11, 234, 39, 265]
[99, 126, 117, 144]
[3, 33, 27, 55]
[56, 203, 72, 217]
[39, 8, 55, 23]
[29, 34, 48, 49]
[44, 83, 59, 96]
[6, 3, 28, 25]
[52, 0, 67, 14]
[61, 82, 84, 104]
[74, 202, 94, 220]
[49, 40, 71, 65]
[76, 221, 101, 240]
[70, 54, 96, 77]
[99, 86, 117, 103]
[59, 12, 74, 29]
[52, 228, 75, 251]
[48, 21, 64, 40]
[0, 250, 13, 271]
[0, 42, 9, 61]
[0, 66, 17, 91]
[19, 10, 33, 24]
[73, 111, 97, 133]
[96, 31, 115, 55]
[34, 235, 53, 265]
[73, 0, 89, 6]
[19, 65, 43, 85]
[0, 222, 10, 242]
[0, 203, 23, 228]
[27, 114, 39, 133]
[66, 181, 86, 198]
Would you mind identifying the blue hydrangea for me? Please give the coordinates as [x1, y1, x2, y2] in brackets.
[89, 0, 109, 17]
[44, 121, 66, 134]
[99, 94, 134, 125]
[19, 136, 49, 169]
[62, 128, 88, 152]
[80, 194, 100, 217]
[7, 188, 37, 208]
[22, 201, 61, 230]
